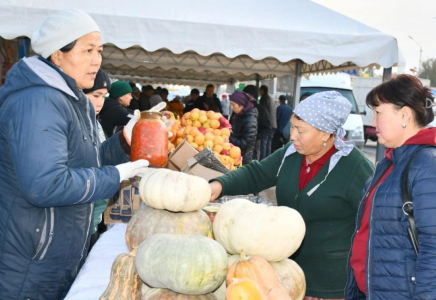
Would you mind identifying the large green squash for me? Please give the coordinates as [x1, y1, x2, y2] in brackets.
[135, 234, 228, 295]
[125, 206, 213, 251]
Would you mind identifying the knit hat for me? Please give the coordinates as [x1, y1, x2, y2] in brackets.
[83, 69, 111, 94]
[230, 90, 256, 114]
[31, 9, 100, 59]
[109, 81, 132, 99]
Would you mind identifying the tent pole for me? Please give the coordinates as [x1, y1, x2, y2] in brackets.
[291, 60, 303, 108]
[255, 74, 260, 91]
[375, 67, 392, 162]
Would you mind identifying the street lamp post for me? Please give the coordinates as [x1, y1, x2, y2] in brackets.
[409, 35, 423, 76]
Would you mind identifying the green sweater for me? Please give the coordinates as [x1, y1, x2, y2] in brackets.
[215, 144, 374, 298]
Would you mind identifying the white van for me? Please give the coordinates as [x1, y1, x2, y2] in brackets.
[300, 73, 365, 150]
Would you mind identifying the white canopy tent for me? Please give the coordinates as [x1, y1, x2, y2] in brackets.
[0, 0, 398, 88]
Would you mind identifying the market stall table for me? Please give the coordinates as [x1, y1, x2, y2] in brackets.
[64, 223, 128, 300]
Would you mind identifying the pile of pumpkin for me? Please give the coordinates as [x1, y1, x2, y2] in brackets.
[100, 168, 306, 300]
[166, 109, 242, 171]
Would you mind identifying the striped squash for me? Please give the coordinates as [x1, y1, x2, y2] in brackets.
[99, 249, 142, 300]
[125, 206, 213, 251]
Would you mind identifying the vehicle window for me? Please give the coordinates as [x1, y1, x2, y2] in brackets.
[300, 87, 359, 114]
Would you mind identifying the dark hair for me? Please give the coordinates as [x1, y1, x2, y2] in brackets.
[47, 40, 77, 60]
[191, 88, 200, 95]
[243, 85, 258, 99]
[142, 85, 154, 92]
[300, 92, 313, 101]
[161, 88, 169, 95]
[260, 85, 268, 94]
[366, 74, 434, 127]
[279, 95, 286, 102]
[206, 84, 214, 90]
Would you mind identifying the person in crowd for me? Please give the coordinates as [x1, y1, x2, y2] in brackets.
[128, 82, 140, 110]
[346, 74, 436, 300]
[161, 88, 169, 105]
[167, 95, 185, 119]
[229, 90, 258, 164]
[210, 91, 374, 300]
[99, 80, 133, 137]
[274, 95, 292, 148]
[198, 84, 222, 113]
[221, 94, 230, 119]
[149, 93, 163, 108]
[259, 85, 277, 158]
[243, 85, 271, 160]
[83, 69, 112, 249]
[139, 84, 154, 111]
[0, 9, 149, 299]
[184, 88, 200, 113]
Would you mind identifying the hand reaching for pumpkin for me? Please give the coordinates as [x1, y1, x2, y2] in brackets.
[115, 159, 150, 183]
[209, 181, 223, 202]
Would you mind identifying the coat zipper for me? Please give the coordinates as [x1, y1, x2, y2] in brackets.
[32, 209, 48, 260]
[32, 207, 54, 260]
[39, 207, 55, 260]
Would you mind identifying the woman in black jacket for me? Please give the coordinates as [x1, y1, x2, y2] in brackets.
[229, 90, 258, 164]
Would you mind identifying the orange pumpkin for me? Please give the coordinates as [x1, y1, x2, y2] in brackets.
[226, 278, 266, 300]
[227, 251, 291, 300]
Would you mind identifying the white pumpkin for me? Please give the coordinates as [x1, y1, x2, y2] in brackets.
[213, 199, 305, 261]
[135, 233, 228, 295]
[138, 168, 211, 212]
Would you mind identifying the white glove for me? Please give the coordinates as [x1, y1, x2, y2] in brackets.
[115, 159, 150, 183]
[162, 115, 174, 138]
[124, 109, 141, 143]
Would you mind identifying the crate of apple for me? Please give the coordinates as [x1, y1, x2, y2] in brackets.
[167, 109, 242, 170]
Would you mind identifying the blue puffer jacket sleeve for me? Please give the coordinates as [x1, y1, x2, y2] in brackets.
[409, 149, 436, 299]
[100, 131, 130, 166]
[6, 88, 121, 208]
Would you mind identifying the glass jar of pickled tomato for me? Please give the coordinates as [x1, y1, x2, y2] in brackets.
[130, 111, 168, 167]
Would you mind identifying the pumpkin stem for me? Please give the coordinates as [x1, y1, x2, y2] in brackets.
[240, 250, 247, 261]
[130, 247, 138, 256]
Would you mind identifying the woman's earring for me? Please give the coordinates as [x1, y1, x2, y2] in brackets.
[402, 123, 407, 128]
[323, 142, 327, 147]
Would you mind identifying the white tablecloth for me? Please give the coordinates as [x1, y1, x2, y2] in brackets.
[64, 223, 129, 300]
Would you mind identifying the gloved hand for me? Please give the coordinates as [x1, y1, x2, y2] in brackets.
[162, 115, 174, 138]
[115, 159, 150, 183]
[123, 109, 141, 144]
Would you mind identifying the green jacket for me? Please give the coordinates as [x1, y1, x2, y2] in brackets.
[214, 143, 374, 298]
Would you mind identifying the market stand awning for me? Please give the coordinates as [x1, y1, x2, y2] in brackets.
[0, 0, 398, 85]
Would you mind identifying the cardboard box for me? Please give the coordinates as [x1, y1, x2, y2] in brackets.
[168, 140, 199, 171]
[104, 180, 141, 224]
[182, 157, 225, 181]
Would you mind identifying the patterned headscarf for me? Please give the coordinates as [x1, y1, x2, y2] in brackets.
[278, 91, 355, 196]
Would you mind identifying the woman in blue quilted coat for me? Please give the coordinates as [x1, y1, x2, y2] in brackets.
[346, 74, 436, 300]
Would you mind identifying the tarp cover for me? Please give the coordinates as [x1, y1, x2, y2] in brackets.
[0, 0, 398, 83]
